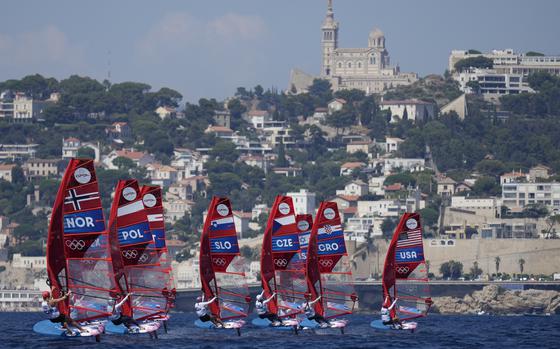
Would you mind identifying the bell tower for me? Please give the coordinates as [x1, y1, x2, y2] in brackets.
[321, 0, 338, 78]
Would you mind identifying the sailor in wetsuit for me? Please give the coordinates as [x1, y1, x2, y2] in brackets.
[195, 294, 225, 328]
[41, 289, 86, 335]
[381, 296, 402, 329]
[255, 290, 281, 326]
[108, 293, 141, 331]
[301, 296, 330, 328]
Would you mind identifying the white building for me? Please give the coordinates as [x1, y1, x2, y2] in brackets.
[146, 164, 178, 188]
[327, 98, 347, 114]
[336, 180, 368, 197]
[0, 164, 16, 183]
[0, 144, 37, 160]
[384, 137, 404, 153]
[317, 1, 416, 94]
[502, 182, 560, 214]
[23, 158, 59, 179]
[380, 99, 435, 123]
[451, 196, 498, 217]
[345, 216, 380, 241]
[171, 148, 204, 179]
[449, 48, 560, 76]
[287, 189, 316, 214]
[12, 93, 49, 122]
[378, 158, 425, 175]
[368, 176, 386, 196]
[163, 199, 194, 222]
[174, 259, 200, 289]
[11, 253, 46, 269]
[456, 68, 533, 96]
[357, 200, 402, 218]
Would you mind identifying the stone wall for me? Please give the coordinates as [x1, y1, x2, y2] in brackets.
[351, 238, 560, 278]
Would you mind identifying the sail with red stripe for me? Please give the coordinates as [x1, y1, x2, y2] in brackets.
[306, 202, 357, 319]
[200, 197, 250, 320]
[46, 158, 115, 321]
[260, 196, 307, 318]
[382, 212, 431, 321]
[107, 179, 154, 319]
[140, 185, 175, 315]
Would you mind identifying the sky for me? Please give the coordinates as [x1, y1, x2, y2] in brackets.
[0, 0, 559, 102]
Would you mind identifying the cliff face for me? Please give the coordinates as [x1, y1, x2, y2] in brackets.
[432, 285, 560, 315]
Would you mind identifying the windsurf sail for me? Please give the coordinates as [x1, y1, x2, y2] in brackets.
[107, 179, 155, 320]
[199, 197, 250, 321]
[306, 202, 357, 319]
[295, 214, 313, 263]
[46, 158, 115, 322]
[382, 212, 431, 321]
[118, 185, 174, 321]
[260, 196, 307, 318]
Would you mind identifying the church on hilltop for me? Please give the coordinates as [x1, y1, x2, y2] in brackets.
[290, 0, 417, 94]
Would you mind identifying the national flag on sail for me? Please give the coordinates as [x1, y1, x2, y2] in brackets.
[147, 213, 163, 222]
[272, 214, 296, 233]
[63, 183, 101, 213]
[209, 217, 235, 231]
[396, 230, 422, 247]
[317, 224, 344, 239]
[117, 200, 145, 227]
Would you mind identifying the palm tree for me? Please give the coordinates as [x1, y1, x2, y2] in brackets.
[518, 258, 525, 274]
[494, 256, 501, 274]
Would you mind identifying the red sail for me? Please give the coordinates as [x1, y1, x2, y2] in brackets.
[382, 213, 431, 321]
[47, 158, 115, 321]
[108, 179, 154, 318]
[260, 195, 306, 318]
[306, 202, 356, 319]
[199, 197, 250, 320]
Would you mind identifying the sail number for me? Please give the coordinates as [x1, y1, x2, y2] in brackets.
[275, 238, 294, 248]
[65, 216, 95, 229]
[318, 242, 339, 252]
[213, 241, 232, 250]
[121, 228, 145, 240]
[399, 251, 418, 259]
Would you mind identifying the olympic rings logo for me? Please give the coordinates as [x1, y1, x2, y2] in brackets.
[213, 257, 226, 266]
[319, 259, 334, 267]
[65, 239, 86, 250]
[396, 266, 410, 274]
[274, 259, 288, 267]
[122, 250, 138, 259]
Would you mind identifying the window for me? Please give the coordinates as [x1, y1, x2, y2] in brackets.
[358, 62, 362, 68]
[338, 62, 342, 68]
[348, 62, 352, 68]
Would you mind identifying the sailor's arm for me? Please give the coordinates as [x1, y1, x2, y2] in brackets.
[115, 293, 132, 308]
[309, 295, 322, 305]
[263, 292, 276, 304]
[200, 297, 217, 306]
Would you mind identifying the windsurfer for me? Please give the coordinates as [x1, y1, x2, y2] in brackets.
[301, 296, 330, 328]
[195, 295, 225, 328]
[108, 292, 141, 330]
[255, 290, 281, 326]
[41, 289, 86, 335]
[381, 296, 403, 329]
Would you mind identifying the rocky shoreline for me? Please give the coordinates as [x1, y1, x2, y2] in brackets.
[432, 285, 560, 315]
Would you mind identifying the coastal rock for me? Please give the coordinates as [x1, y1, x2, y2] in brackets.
[432, 285, 560, 315]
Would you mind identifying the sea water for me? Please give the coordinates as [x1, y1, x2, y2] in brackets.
[4, 312, 559, 349]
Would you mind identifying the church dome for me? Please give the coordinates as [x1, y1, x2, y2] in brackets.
[369, 27, 384, 39]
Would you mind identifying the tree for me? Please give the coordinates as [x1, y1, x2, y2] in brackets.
[210, 141, 239, 163]
[381, 217, 397, 240]
[275, 142, 289, 167]
[418, 207, 439, 229]
[112, 156, 136, 171]
[518, 258, 525, 274]
[472, 176, 500, 196]
[470, 261, 483, 279]
[254, 85, 264, 98]
[402, 106, 408, 120]
[76, 147, 95, 159]
[440, 260, 463, 279]
[495, 256, 501, 274]
[308, 79, 332, 105]
[454, 56, 493, 72]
